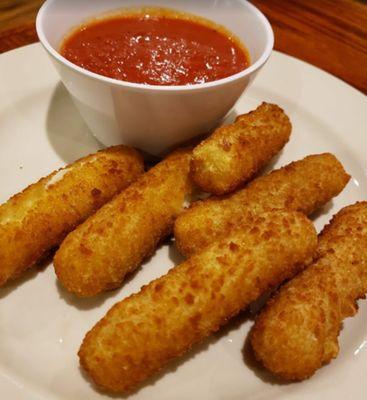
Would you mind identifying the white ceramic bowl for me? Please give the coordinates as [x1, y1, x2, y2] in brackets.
[36, 0, 273, 155]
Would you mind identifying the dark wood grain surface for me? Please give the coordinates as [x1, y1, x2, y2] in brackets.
[0, 0, 366, 93]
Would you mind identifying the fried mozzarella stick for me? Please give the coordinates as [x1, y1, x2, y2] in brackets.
[250, 202, 367, 381]
[175, 153, 349, 257]
[79, 211, 317, 393]
[54, 148, 192, 297]
[0, 146, 143, 286]
[191, 103, 291, 195]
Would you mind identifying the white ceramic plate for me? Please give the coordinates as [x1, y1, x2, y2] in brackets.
[0, 43, 366, 400]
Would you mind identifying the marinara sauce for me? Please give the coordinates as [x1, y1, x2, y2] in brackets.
[60, 8, 250, 86]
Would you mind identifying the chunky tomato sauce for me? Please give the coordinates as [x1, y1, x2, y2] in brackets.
[60, 9, 249, 85]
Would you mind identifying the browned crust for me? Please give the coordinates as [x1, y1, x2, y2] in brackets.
[191, 103, 291, 195]
[175, 153, 350, 257]
[250, 201, 367, 381]
[53, 148, 193, 297]
[78, 210, 317, 393]
[0, 145, 144, 286]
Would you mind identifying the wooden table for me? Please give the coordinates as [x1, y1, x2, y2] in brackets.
[1, 0, 366, 93]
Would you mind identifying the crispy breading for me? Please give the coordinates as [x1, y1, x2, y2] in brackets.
[78, 210, 317, 393]
[250, 202, 367, 381]
[54, 148, 193, 297]
[191, 103, 291, 195]
[0, 146, 143, 286]
[175, 153, 350, 257]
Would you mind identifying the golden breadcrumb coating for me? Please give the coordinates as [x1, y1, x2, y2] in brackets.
[79, 210, 317, 393]
[250, 202, 367, 381]
[0, 146, 143, 286]
[175, 153, 350, 257]
[191, 103, 291, 195]
[54, 148, 192, 297]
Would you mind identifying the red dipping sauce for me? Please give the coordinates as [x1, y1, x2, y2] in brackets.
[60, 8, 250, 86]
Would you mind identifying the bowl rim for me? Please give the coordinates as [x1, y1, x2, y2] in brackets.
[36, 0, 274, 92]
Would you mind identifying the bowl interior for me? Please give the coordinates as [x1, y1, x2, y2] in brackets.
[38, 0, 272, 69]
